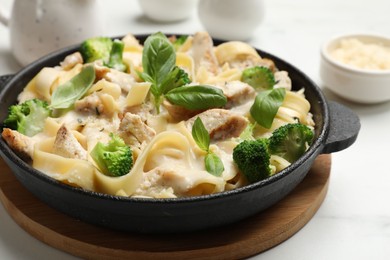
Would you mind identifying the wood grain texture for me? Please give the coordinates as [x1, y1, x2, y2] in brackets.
[0, 154, 331, 260]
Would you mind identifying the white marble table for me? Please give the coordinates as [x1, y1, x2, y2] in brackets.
[0, 0, 389, 259]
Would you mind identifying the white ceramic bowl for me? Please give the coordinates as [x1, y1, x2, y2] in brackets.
[320, 33, 390, 104]
[138, 0, 198, 22]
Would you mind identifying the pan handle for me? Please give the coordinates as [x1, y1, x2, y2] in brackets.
[0, 74, 14, 89]
[321, 101, 360, 154]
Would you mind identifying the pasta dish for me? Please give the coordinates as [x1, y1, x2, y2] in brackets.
[1, 32, 315, 198]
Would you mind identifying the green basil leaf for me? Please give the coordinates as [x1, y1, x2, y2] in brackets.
[139, 72, 158, 97]
[192, 117, 210, 152]
[165, 85, 227, 110]
[205, 152, 224, 177]
[50, 65, 96, 109]
[142, 32, 176, 87]
[250, 88, 286, 129]
[138, 71, 154, 83]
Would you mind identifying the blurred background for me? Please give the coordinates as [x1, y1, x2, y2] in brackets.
[0, 0, 389, 76]
[0, 0, 390, 259]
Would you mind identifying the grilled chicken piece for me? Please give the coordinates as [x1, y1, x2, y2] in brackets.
[53, 125, 87, 160]
[186, 109, 248, 140]
[1, 128, 35, 161]
[75, 93, 104, 115]
[104, 69, 137, 93]
[191, 31, 219, 75]
[118, 113, 156, 147]
[162, 100, 203, 122]
[93, 63, 110, 80]
[215, 80, 256, 108]
[274, 71, 292, 90]
[60, 52, 83, 70]
[75, 91, 119, 117]
[123, 103, 154, 122]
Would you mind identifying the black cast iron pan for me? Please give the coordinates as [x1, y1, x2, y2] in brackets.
[0, 35, 360, 233]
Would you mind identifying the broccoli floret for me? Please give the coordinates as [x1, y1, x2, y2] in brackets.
[171, 66, 191, 87]
[80, 37, 113, 63]
[90, 133, 133, 177]
[3, 99, 50, 137]
[172, 35, 188, 50]
[233, 138, 272, 183]
[241, 66, 276, 91]
[161, 65, 191, 93]
[268, 123, 314, 163]
[105, 39, 127, 72]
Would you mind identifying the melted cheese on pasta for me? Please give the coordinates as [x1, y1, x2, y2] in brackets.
[12, 32, 315, 198]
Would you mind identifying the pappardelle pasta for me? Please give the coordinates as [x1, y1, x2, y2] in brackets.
[2, 32, 315, 198]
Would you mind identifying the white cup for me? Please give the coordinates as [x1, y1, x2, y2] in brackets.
[0, 0, 105, 66]
[198, 0, 265, 41]
[138, 0, 198, 22]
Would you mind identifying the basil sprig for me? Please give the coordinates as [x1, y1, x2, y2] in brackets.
[192, 117, 224, 177]
[141, 32, 176, 110]
[205, 153, 225, 177]
[50, 65, 96, 109]
[250, 88, 286, 129]
[141, 32, 226, 113]
[165, 85, 227, 110]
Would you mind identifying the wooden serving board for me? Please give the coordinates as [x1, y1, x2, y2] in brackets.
[0, 154, 331, 260]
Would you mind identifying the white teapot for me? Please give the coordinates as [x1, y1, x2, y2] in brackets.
[0, 0, 105, 66]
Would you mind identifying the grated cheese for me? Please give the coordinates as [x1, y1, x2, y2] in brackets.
[331, 38, 390, 71]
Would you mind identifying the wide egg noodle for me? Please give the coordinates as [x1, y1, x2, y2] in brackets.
[176, 52, 195, 80]
[122, 33, 143, 75]
[279, 90, 312, 125]
[23, 63, 83, 103]
[203, 63, 242, 85]
[87, 79, 121, 99]
[51, 63, 83, 94]
[214, 41, 262, 66]
[42, 117, 62, 137]
[94, 129, 225, 197]
[270, 155, 291, 173]
[34, 67, 62, 101]
[122, 33, 143, 53]
[126, 82, 151, 107]
[33, 137, 95, 190]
